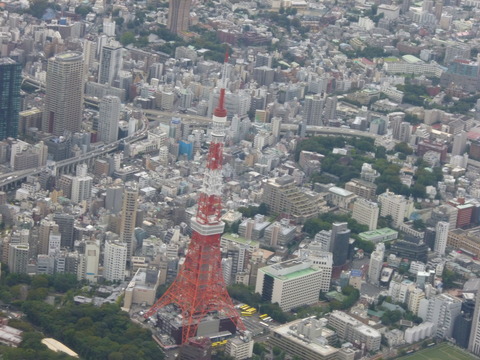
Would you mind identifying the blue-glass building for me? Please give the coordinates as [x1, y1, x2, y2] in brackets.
[179, 140, 193, 160]
[0, 58, 21, 140]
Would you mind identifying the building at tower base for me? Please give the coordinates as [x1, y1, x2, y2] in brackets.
[154, 306, 238, 346]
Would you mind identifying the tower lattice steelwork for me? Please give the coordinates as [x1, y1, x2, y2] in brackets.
[144, 53, 245, 344]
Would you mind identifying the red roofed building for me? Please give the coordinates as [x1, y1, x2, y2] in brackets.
[448, 198, 474, 228]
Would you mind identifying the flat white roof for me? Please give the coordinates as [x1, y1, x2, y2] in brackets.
[41, 338, 79, 358]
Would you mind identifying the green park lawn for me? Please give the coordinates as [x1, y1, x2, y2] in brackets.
[400, 343, 477, 360]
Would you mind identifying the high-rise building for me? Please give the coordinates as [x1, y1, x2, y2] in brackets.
[434, 0, 443, 20]
[434, 221, 449, 255]
[298, 248, 332, 292]
[401, 0, 411, 14]
[83, 39, 96, 71]
[104, 240, 127, 282]
[81, 240, 100, 283]
[53, 213, 75, 249]
[120, 183, 139, 259]
[71, 164, 93, 203]
[0, 58, 21, 140]
[105, 185, 123, 213]
[444, 43, 470, 65]
[454, 301, 474, 349]
[225, 334, 254, 360]
[98, 95, 121, 144]
[328, 311, 381, 352]
[378, 190, 411, 228]
[424, 294, 461, 339]
[330, 222, 350, 267]
[408, 288, 425, 316]
[352, 198, 379, 231]
[98, 45, 123, 86]
[469, 290, 480, 355]
[255, 259, 326, 311]
[43, 52, 85, 136]
[8, 243, 29, 274]
[262, 176, 320, 220]
[323, 96, 337, 122]
[345, 179, 377, 200]
[48, 230, 61, 256]
[313, 230, 332, 252]
[168, 0, 192, 34]
[368, 243, 385, 286]
[303, 94, 325, 126]
[452, 131, 467, 157]
[255, 53, 272, 68]
[38, 219, 58, 255]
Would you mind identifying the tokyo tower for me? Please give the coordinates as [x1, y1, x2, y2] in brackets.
[144, 52, 245, 344]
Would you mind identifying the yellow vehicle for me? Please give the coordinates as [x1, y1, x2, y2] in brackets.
[212, 340, 227, 347]
[241, 311, 253, 316]
[246, 308, 256, 314]
[240, 305, 250, 310]
[259, 314, 268, 319]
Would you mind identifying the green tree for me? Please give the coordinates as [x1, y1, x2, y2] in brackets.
[75, 5, 92, 17]
[28, 0, 51, 19]
[31, 275, 49, 289]
[381, 310, 403, 325]
[442, 268, 460, 289]
[412, 219, 426, 230]
[120, 32, 135, 46]
[394, 142, 413, 155]
[253, 342, 267, 355]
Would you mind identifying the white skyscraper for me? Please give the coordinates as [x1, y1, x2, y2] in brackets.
[434, 221, 449, 255]
[102, 18, 116, 37]
[48, 230, 61, 256]
[120, 183, 139, 260]
[79, 240, 100, 283]
[352, 198, 379, 231]
[222, 257, 233, 286]
[298, 248, 333, 292]
[71, 164, 93, 203]
[104, 240, 127, 282]
[98, 95, 121, 144]
[8, 243, 29, 274]
[452, 131, 467, 156]
[378, 190, 411, 228]
[314, 230, 332, 252]
[272, 116, 282, 140]
[424, 294, 461, 339]
[469, 289, 480, 356]
[83, 39, 96, 71]
[368, 243, 385, 286]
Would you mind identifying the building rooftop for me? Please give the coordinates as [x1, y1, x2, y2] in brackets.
[0, 324, 22, 346]
[272, 318, 338, 357]
[222, 233, 260, 248]
[41, 338, 79, 358]
[261, 259, 319, 281]
[329, 186, 354, 197]
[402, 55, 423, 64]
[359, 228, 398, 240]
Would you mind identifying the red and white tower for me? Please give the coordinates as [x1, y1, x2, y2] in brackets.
[145, 53, 245, 344]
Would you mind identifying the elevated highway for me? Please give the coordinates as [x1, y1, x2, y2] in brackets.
[0, 112, 149, 191]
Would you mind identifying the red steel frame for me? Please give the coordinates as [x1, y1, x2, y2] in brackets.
[144, 56, 245, 344]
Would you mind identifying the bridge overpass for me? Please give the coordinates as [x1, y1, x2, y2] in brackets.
[0, 112, 149, 192]
[23, 74, 377, 140]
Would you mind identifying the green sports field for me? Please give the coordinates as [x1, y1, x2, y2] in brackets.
[399, 343, 477, 360]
